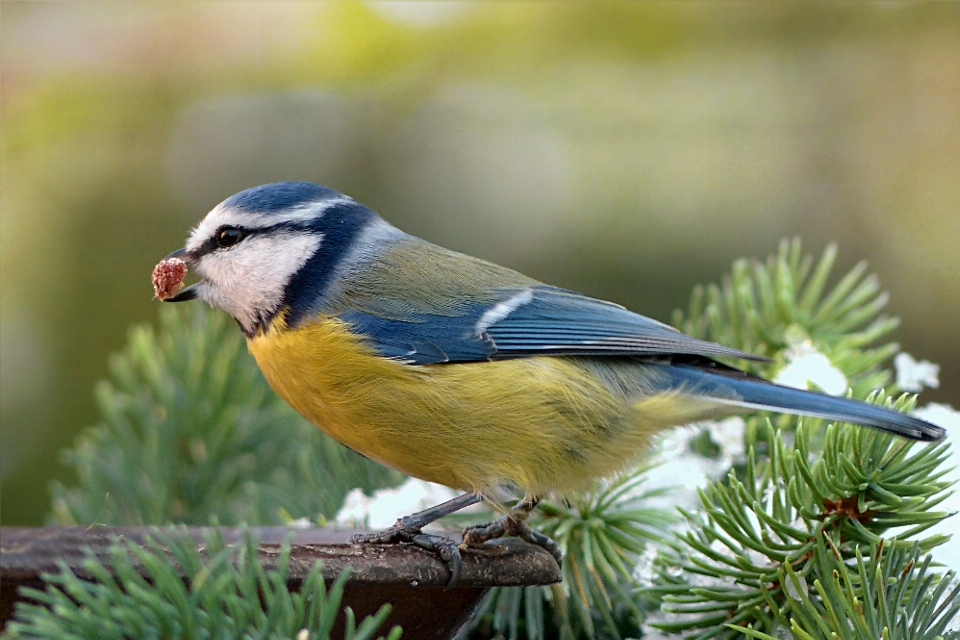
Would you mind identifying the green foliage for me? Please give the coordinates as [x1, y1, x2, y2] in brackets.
[2, 528, 401, 640]
[731, 538, 960, 640]
[464, 467, 676, 640]
[646, 417, 954, 638]
[673, 238, 900, 395]
[641, 239, 960, 638]
[50, 304, 404, 526]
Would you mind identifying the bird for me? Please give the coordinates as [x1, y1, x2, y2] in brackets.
[158, 181, 946, 585]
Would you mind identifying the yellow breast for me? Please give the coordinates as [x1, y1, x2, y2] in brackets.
[247, 315, 672, 497]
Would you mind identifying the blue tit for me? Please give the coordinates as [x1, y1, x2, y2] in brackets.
[161, 181, 946, 583]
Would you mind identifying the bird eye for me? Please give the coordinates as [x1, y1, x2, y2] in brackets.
[216, 227, 245, 249]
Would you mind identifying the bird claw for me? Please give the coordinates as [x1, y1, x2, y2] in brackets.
[348, 522, 406, 546]
[350, 520, 464, 587]
[462, 513, 563, 569]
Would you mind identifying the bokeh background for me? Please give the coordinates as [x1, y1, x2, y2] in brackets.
[2, 2, 958, 526]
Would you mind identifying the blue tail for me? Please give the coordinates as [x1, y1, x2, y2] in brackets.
[664, 364, 945, 442]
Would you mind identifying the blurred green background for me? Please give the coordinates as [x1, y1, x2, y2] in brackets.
[2, 2, 958, 526]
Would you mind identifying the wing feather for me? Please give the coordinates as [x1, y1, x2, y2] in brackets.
[336, 284, 764, 365]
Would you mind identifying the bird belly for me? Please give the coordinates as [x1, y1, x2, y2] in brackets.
[247, 317, 703, 496]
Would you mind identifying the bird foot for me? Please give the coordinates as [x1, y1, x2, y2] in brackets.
[462, 513, 563, 569]
[350, 520, 463, 587]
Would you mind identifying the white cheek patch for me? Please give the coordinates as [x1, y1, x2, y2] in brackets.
[195, 232, 323, 333]
[185, 198, 353, 253]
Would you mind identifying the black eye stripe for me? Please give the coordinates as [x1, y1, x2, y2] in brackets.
[195, 226, 248, 256]
[195, 220, 324, 258]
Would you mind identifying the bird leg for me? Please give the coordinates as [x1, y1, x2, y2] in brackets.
[349, 491, 482, 587]
[462, 497, 563, 569]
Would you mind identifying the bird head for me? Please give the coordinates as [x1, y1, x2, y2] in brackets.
[164, 181, 380, 335]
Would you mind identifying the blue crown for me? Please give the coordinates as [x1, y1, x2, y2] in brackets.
[223, 182, 342, 213]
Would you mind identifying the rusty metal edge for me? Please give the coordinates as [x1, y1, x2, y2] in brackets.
[1, 526, 561, 638]
[1, 526, 561, 588]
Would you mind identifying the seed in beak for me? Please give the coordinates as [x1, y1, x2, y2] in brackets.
[152, 257, 188, 301]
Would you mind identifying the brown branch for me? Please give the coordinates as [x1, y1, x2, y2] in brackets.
[1, 526, 561, 639]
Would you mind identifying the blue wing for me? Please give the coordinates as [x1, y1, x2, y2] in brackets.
[337, 285, 763, 365]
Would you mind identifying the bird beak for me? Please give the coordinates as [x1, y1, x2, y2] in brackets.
[162, 248, 199, 302]
[164, 248, 189, 260]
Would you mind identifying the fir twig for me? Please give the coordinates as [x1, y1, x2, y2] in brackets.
[672, 239, 900, 395]
[644, 417, 954, 638]
[730, 537, 960, 640]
